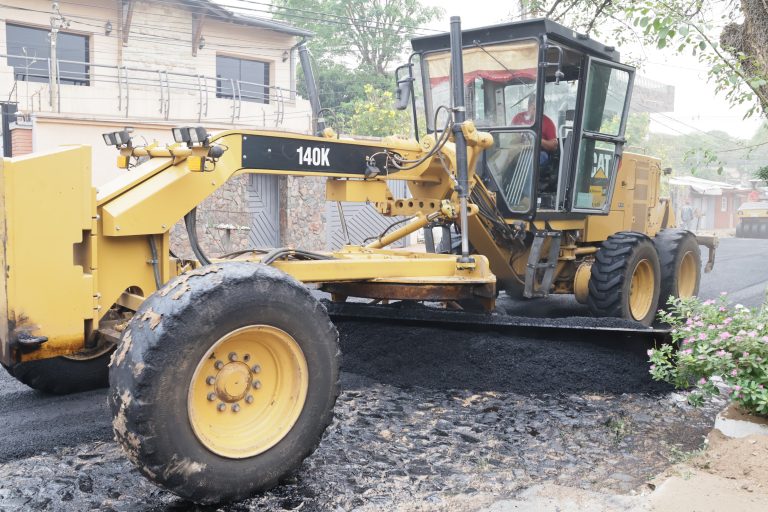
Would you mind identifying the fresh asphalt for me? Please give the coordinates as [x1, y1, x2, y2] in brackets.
[0, 236, 765, 463]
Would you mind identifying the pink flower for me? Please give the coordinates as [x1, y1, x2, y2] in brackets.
[698, 378, 707, 385]
[759, 385, 764, 389]
[731, 369, 738, 377]
[724, 318, 733, 325]
[703, 300, 715, 306]
[743, 352, 750, 358]
[650, 364, 656, 370]
[748, 331, 758, 338]
[682, 349, 693, 355]
[695, 321, 704, 327]
[716, 350, 726, 357]
[686, 319, 693, 326]
[737, 329, 746, 335]
[708, 325, 717, 330]
[698, 333, 707, 340]
[734, 385, 742, 391]
[763, 336, 768, 343]
[719, 307, 727, 312]
[720, 291, 728, 295]
[720, 332, 732, 340]
[682, 338, 693, 345]
[647, 349, 654, 357]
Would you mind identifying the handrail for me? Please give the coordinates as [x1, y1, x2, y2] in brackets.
[0, 53, 296, 124]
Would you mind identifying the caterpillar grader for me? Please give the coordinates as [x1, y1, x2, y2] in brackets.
[0, 17, 716, 503]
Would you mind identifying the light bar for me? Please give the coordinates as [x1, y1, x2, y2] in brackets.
[171, 126, 209, 145]
[101, 128, 133, 147]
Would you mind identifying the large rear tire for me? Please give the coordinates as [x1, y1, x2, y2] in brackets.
[3, 346, 114, 394]
[587, 232, 661, 326]
[109, 262, 340, 504]
[735, 222, 744, 238]
[654, 229, 701, 310]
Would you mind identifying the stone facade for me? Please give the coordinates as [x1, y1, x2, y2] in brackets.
[170, 174, 252, 259]
[280, 176, 327, 251]
[170, 174, 328, 258]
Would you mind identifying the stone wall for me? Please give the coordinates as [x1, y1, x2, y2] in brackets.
[170, 174, 252, 259]
[280, 176, 327, 251]
[171, 174, 328, 260]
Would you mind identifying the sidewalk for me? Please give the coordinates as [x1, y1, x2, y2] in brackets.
[482, 426, 768, 512]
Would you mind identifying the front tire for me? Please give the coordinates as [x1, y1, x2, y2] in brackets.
[4, 346, 114, 394]
[654, 229, 701, 309]
[109, 262, 339, 504]
[587, 232, 661, 326]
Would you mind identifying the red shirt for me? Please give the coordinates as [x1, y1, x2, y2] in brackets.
[512, 112, 557, 141]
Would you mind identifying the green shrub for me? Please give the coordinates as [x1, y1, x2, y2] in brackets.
[649, 294, 768, 416]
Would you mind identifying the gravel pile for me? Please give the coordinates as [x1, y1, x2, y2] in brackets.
[0, 321, 723, 511]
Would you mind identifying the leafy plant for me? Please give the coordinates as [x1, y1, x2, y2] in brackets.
[649, 294, 768, 416]
[346, 84, 411, 137]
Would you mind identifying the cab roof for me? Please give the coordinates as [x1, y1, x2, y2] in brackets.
[410, 18, 620, 63]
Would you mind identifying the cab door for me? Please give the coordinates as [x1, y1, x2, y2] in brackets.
[569, 57, 634, 214]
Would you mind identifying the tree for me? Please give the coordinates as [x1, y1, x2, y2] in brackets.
[346, 84, 411, 137]
[273, 0, 442, 76]
[520, 1, 768, 118]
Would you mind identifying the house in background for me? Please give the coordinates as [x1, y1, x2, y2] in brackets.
[0, 0, 327, 254]
[668, 175, 750, 231]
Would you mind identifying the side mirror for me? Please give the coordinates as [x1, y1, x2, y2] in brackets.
[395, 77, 412, 111]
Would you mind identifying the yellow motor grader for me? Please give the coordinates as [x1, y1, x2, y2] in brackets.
[0, 17, 715, 503]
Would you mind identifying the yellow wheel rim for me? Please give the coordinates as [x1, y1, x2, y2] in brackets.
[677, 251, 697, 297]
[629, 259, 654, 321]
[187, 325, 308, 459]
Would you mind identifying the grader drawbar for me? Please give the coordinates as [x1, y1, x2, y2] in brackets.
[0, 17, 715, 503]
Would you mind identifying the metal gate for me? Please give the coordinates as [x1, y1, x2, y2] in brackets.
[326, 181, 409, 250]
[247, 174, 280, 247]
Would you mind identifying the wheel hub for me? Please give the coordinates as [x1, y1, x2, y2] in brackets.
[213, 361, 253, 403]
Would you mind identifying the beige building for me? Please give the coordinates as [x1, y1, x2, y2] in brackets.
[0, 0, 328, 253]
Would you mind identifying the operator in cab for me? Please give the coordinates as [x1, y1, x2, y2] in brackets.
[512, 94, 558, 166]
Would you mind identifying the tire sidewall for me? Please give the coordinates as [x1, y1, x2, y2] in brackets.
[619, 238, 661, 325]
[110, 263, 339, 504]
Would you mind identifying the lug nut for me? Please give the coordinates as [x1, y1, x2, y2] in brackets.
[214, 360, 223, 370]
[252, 380, 261, 390]
[206, 376, 215, 385]
[245, 395, 254, 404]
[251, 364, 261, 374]
[232, 404, 240, 413]
[228, 352, 237, 362]
[207, 392, 216, 401]
[243, 354, 251, 362]
[217, 403, 226, 412]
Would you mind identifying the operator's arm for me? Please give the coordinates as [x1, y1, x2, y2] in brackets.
[540, 137, 558, 152]
[540, 116, 558, 153]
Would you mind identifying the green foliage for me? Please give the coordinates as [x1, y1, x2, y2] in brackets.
[757, 166, 768, 182]
[522, 1, 768, 117]
[346, 84, 411, 137]
[649, 295, 768, 416]
[273, 0, 442, 76]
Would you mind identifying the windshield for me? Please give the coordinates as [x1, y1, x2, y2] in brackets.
[423, 40, 539, 130]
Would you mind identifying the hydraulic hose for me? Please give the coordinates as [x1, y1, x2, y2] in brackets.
[184, 208, 212, 266]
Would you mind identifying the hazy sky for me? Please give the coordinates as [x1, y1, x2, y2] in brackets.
[426, 2, 763, 139]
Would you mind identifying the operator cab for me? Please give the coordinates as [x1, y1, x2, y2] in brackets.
[398, 19, 634, 219]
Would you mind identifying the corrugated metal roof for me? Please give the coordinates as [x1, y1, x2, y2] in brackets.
[183, 0, 313, 37]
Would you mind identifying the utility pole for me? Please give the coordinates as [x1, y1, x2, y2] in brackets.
[49, 2, 68, 112]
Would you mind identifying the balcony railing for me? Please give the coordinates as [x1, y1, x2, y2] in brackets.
[2, 54, 300, 127]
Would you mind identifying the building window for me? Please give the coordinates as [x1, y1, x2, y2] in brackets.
[216, 55, 270, 104]
[6, 23, 90, 86]
[721, 196, 728, 212]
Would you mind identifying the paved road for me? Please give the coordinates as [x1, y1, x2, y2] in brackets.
[0, 236, 765, 463]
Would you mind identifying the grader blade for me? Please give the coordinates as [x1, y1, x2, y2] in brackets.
[324, 301, 671, 344]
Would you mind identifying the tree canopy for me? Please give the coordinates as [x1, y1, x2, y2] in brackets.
[521, 1, 768, 118]
[272, 0, 442, 76]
